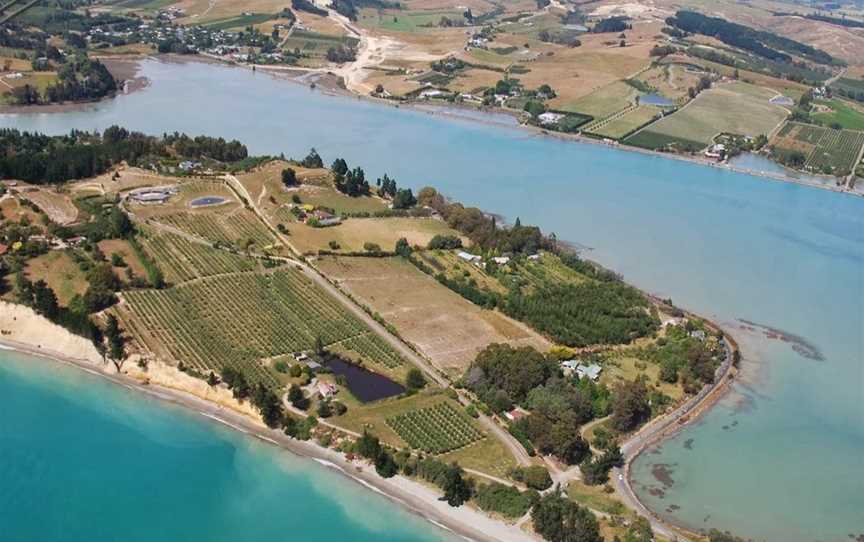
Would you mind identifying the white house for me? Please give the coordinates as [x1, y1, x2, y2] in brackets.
[538, 112, 564, 126]
[457, 251, 481, 263]
[492, 256, 510, 265]
[576, 363, 602, 381]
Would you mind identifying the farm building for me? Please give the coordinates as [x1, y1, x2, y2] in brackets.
[491, 256, 510, 265]
[538, 112, 564, 126]
[128, 186, 178, 204]
[317, 381, 338, 398]
[504, 407, 529, 422]
[457, 251, 481, 263]
[576, 363, 603, 382]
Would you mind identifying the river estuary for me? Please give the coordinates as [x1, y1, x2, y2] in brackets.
[2, 58, 862, 542]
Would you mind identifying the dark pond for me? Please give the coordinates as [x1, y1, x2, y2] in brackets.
[323, 355, 405, 403]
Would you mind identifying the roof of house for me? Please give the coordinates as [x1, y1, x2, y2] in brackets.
[576, 364, 602, 380]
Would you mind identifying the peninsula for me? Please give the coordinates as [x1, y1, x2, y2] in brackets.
[0, 127, 744, 542]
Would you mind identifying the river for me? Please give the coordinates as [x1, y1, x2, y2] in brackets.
[2, 58, 862, 541]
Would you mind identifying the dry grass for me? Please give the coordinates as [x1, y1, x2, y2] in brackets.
[71, 167, 179, 197]
[602, 355, 683, 401]
[293, 10, 348, 36]
[316, 256, 550, 377]
[289, 216, 457, 254]
[175, 0, 286, 23]
[0, 198, 41, 223]
[18, 186, 78, 225]
[98, 239, 148, 279]
[23, 251, 88, 305]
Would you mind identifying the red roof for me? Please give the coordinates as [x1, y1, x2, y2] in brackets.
[0, 244, 8, 255]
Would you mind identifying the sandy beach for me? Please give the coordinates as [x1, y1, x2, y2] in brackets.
[0, 301, 537, 542]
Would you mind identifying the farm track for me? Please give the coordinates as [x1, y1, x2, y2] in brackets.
[127, 175, 534, 469]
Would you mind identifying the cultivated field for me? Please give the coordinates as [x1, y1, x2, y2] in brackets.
[626, 82, 788, 150]
[565, 80, 640, 119]
[138, 229, 258, 284]
[131, 180, 279, 250]
[119, 264, 407, 387]
[316, 255, 550, 377]
[387, 401, 484, 454]
[334, 388, 516, 476]
[16, 186, 78, 225]
[586, 104, 661, 140]
[771, 122, 864, 176]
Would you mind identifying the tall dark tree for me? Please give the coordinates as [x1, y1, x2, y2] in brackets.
[104, 314, 126, 372]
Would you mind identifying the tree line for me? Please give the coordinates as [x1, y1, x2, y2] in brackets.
[0, 127, 248, 184]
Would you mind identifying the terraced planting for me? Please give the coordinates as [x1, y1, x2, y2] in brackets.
[772, 122, 864, 175]
[386, 401, 484, 454]
[157, 209, 276, 248]
[139, 231, 258, 284]
[121, 268, 405, 386]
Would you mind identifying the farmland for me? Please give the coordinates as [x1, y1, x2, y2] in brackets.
[386, 401, 484, 454]
[315, 255, 549, 377]
[586, 105, 661, 140]
[137, 229, 257, 284]
[131, 181, 279, 250]
[771, 122, 864, 176]
[119, 264, 407, 387]
[626, 82, 788, 150]
[288, 217, 458, 255]
[811, 99, 864, 131]
[565, 80, 641, 120]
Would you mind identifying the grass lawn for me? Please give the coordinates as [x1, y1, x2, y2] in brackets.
[295, 186, 388, 214]
[202, 12, 277, 31]
[564, 81, 639, 119]
[567, 480, 627, 516]
[812, 99, 864, 131]
[601, 355, 683, 402]
[316, 255, 550, 377]
[626, 82, 788, 149]
[23, 251, 88, 306]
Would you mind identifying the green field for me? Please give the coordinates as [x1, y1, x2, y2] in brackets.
[830, 77, 864, 103]
[587, 105, 661, 140]
[358, 8, 461, 33]
[157, 209, 276, 248]
[565, 81, 639, 119]
[203, 13, 277, 31]
[282, 30, 359, 55]
[812, 99, 864, 131]
[772, 121, 864, 176]
[139, 230, 258, 284]
[122, 267, 406, 386]
[386, 401, 484, 454]
[625, 82, 787, 150]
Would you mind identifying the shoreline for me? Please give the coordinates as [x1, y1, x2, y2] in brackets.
[615, 313, 741, 541]
[1, 53, 860, 199]
[0, 305, 536, 542]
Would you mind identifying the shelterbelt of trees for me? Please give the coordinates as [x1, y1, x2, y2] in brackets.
[410, 187, 658, 347]
[0, 127, 248, 184]
[666, 10, 837, 66]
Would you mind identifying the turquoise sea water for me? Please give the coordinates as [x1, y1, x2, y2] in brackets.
[0, 349, 452, 542]
[2, 58, 862, 541]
